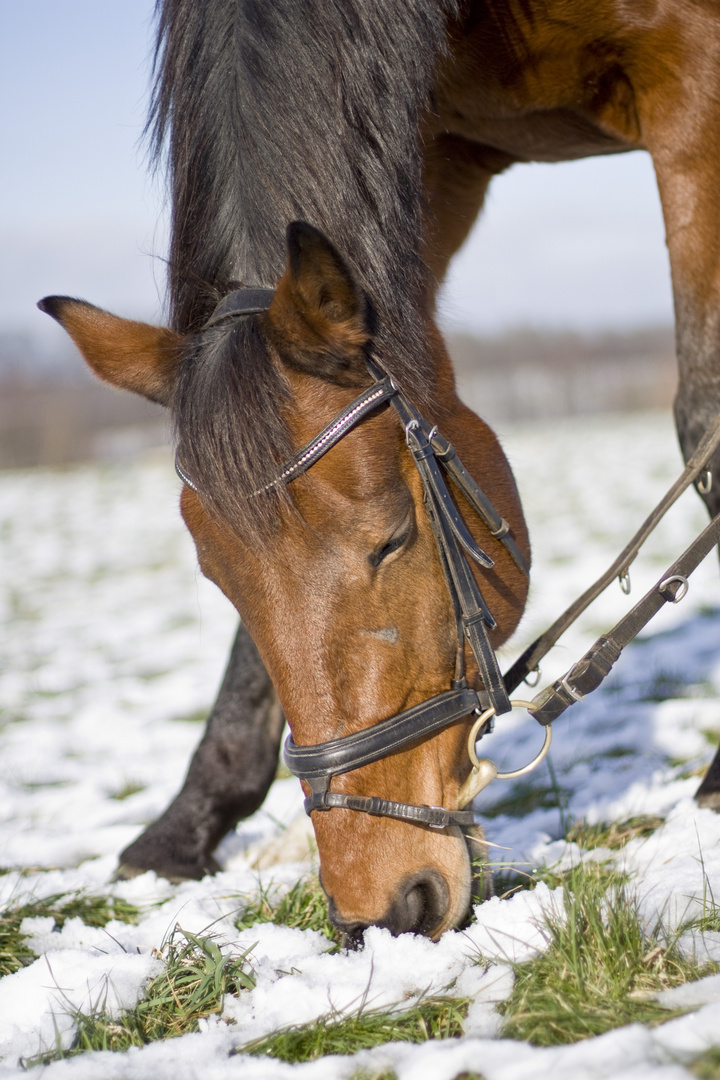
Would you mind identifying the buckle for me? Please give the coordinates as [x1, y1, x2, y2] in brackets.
[559, 673, 585, 703]
[428, 806, 449, 829]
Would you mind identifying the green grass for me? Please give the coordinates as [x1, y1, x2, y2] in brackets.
[498, 863, 712, 1046]
[25, 927, 255, 1065]
[170, 708, 209, 723]
[480, 780, 569, 820]
[235, 995, 469, 1062]
[491, 815, 666, 897]
[110, 782, 146, 801]
[641, 673, 694, 702]
[566, 815, 665, 851]
[348, 1069, 398, 1080]
[1, 891, 139, 977]
[235, 873, 341, 946]
[680, 852, 720, 934]
[692, 1047, 720, 1078]
[687, 902, 720, 933]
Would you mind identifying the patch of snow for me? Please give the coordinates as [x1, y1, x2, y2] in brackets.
[1, 414, 720, 1078]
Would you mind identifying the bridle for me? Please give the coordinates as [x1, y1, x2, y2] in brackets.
[177, 288, 720, 833]
[175, 287, 531, 832]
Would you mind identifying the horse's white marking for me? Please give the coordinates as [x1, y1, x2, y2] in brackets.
[362, 627, 399, 644]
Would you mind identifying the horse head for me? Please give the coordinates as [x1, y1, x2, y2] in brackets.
[40, 221, 529, 940]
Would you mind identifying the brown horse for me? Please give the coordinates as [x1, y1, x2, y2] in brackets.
[40, 0, 720, 939]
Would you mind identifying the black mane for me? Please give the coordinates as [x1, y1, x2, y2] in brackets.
[150, 0, 456, 534]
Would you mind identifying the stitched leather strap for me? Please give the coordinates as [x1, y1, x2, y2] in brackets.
[284, 687, 480, 779]
[504, 411, 720, 693]
[404, 423, 494, 570]
[397, 405, 510, 715]
[430, 430, 530, 577]
[304, 791, 475, 828]
[530, 509, 720, 725]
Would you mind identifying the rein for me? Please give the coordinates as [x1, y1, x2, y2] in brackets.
[176, 288, 720, 830]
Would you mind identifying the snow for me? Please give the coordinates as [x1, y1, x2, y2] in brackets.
[1, 409, 720, 1078]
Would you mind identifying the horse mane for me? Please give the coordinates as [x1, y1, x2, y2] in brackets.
[150, 0, 457, 536]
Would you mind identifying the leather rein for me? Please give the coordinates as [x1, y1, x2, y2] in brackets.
[176, 288, 720, 831]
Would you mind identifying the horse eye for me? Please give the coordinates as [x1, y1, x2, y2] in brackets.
[369, 530, 409, 568]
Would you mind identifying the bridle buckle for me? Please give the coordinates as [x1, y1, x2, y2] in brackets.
[428, 806, 448, 829]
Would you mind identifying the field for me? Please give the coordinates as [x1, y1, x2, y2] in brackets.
[1, 405, 720, 1079]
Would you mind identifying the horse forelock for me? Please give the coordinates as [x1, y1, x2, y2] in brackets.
[172, 318, 296, 542]
[149, 0, 459, 408]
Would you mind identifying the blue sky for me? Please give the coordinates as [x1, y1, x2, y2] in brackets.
[1, 1, 674, 340]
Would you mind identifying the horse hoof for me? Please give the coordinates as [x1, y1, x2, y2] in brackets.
[695, 788, 720, 811]
[110, 862, 146, 883]
[109, 856, 221, 884]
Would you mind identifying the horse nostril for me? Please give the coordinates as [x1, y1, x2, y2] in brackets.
[327, 870, 450, 945]
[384, 869, 450, 937]
[327, 898, 370, 949]
[340, 924, 367, 951]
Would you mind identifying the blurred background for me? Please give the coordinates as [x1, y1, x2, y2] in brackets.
[0, 1, 677, 468]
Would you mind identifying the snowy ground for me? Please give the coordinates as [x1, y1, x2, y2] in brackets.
[1, 406, 720, 1079]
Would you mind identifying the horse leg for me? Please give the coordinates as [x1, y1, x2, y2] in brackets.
[422, 132, 514, 283]
[639, 47, 720, 806]
[644, 127, 720, 521]
[116, 621, 284, 880]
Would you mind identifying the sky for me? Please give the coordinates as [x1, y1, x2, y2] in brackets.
[1, 1, 675, 344]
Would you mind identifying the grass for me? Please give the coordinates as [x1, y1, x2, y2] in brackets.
[480, 780, 569, 820]
[170, 708, 209, 723]
[235, 995, 469, 1062]
[235, 873, 342, 947]
[566, 814, 665, 851]
[348, 1070, 398, 1080]
[491, 814, 666, 897]
[687, 908, 720, 933]
[681, 851, 720, 934]
[692, 1047, 720, 1078]
[640, 672, 695, 702]
[1, 891, 139, 977]
[110, 782, 145, 801]
[25, 927, 256, 1065]
[498, 863, 713, 1046]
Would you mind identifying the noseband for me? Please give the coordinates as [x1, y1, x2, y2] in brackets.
[175, 289, 529, 832]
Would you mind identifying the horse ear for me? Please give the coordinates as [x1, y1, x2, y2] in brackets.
[37, 297, 182, 405]
[267, 221, 372, 384]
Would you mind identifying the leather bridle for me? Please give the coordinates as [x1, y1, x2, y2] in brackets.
[175, 288, 529, 832]
[176, 288, 720, 832]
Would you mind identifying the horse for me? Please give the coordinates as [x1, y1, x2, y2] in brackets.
[40, 0, 720, 941]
